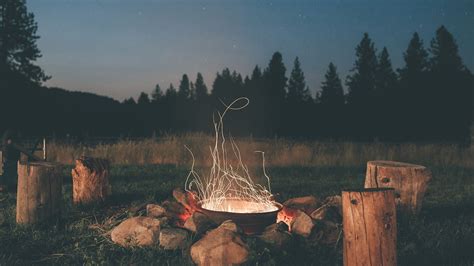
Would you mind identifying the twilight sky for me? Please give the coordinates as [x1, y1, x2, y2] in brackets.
[28, 0, 473, 101]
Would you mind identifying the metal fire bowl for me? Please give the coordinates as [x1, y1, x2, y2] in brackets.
[197, 199, 283, 235]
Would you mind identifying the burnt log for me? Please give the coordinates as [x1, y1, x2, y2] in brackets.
[342, 188, 397, 266]
[71, 156, 111, 204]
[16, 161, 62, 225]
[365, 160, 431, 214]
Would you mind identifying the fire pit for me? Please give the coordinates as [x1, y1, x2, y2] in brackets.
[197, 199, 282, 235]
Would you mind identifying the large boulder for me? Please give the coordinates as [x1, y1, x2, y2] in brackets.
[290, 210, 314, 238]
[159, 228, 189, 250]
[184, 211, 215, 235]
[310, 205, 342, 224]
[260, 222, 292, 247]
[283, 196, 320, 214]
[190, 221, 249, 265]
[146, 203, 166, 218]
[110, 216, 161, 247]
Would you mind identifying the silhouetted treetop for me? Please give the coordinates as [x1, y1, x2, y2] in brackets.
[375, 47, 397, 96]
[178, 74, 190, 99]
[346, 33, 378, 105]
[151, 83, 163, 102]
[137, 92, 150, 105]
[318, 62, 344, 106]
[194, 72, 208, 100]
[399, 32, 429, 80]
[0, 0, 49, 84]
[430, 25, 465, 73]
[288, 57, 311, 103]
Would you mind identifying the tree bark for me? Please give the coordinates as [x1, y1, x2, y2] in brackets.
[342, 188, 397, 266]
[71, 156, 110, 204]
[16, 161, 62, 225]
[365, 160, 432, 214]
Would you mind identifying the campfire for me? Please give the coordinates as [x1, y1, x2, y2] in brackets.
[184, 98, 282, 234]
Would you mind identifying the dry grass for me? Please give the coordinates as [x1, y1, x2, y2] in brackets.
[46, 134, 474, 168]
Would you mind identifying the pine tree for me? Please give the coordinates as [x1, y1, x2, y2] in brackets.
[428, 26, 472, 142]
[318, 62, 344, 106]
[0, 0, 49, 83]
[151, 83, 163, 102]
[346, 33, 378, 105]
[264, 52, 287, 100]
[287, 57, 310, 103]
[375, 47, 397, 96]
[137, 92, 150, 105]
[399, 32, 429, 82]
[195, 72, 208, 101]
[262, 52, 288, 136]
[430, 26, 464, 73]
[178, 74, 190, 99]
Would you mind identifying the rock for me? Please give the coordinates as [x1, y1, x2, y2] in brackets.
[310, 205, 342, 223]
[110, 216, 161, 247]
[162, 200, 192, 225]
[191, 223, 249, 265]
[219, 220, 242, 233]
[146, 204, 166, 218]
[311, 220, 341, 245]
[184, 211, 215, 234]
[283, 196, 320, 214]
[290, 210, 314, 238]
[323, 195, 342, 216]
[159, 228, 189, 250]
[260, 222, 291, 247]
[172, 187, 198, 212]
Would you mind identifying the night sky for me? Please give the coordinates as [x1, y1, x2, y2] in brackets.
[28, 0, 474, 101]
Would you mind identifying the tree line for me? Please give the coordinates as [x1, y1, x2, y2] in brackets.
[1, 0, 473, 143]
[125, 27, 473, 143]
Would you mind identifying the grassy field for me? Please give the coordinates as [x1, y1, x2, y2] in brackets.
[1, 138, 473, 265]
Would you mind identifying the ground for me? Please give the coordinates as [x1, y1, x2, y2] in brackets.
[0, 164, 473, 265]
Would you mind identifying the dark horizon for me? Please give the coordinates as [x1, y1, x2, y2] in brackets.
[28, 0, 474, 101]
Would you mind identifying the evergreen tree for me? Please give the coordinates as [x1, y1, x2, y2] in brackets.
[318, 62, 344, 106]
[264, 52, 287, 101]
[178, 74, 190, 99]
[151, 83, 163, 102]
[137, 92, 150, 105]
[398, 32, 429, 82]
[287, 57, 310, 103]
[428, 26, 472, 142]
[0, 0, 49, 83]
[165, 83, 177, 98]
[375, 47, 397, 96]
[262, 52, 287, 135]
[190, 81, 196, 100]
[346, 33, 378, 105]
[122, 97, 136, 105]
[195, 72, 208, 101]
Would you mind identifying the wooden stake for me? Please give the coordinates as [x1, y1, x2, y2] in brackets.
[71, 156, 111, 204]
[342, 188, 397, 266]
[365, 160, 431, 214]
[16, 161, 62, 225]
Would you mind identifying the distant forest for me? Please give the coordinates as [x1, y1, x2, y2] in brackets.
[1, 0, 473, 143]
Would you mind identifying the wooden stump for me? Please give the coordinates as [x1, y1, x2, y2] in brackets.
[16, 161, 62, 225]
[71, 156, 111, 204]
[365, 160, 432, 214]
[342, 188, 397, 266]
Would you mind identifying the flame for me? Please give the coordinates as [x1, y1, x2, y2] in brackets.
[185, 98, 277, 213]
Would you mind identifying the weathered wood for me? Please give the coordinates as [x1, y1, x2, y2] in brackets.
[342, 188, 397, 266]
[364, 160, 432, 214]
[71, 156, 111, 204]
[16, 161, 62, 225]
